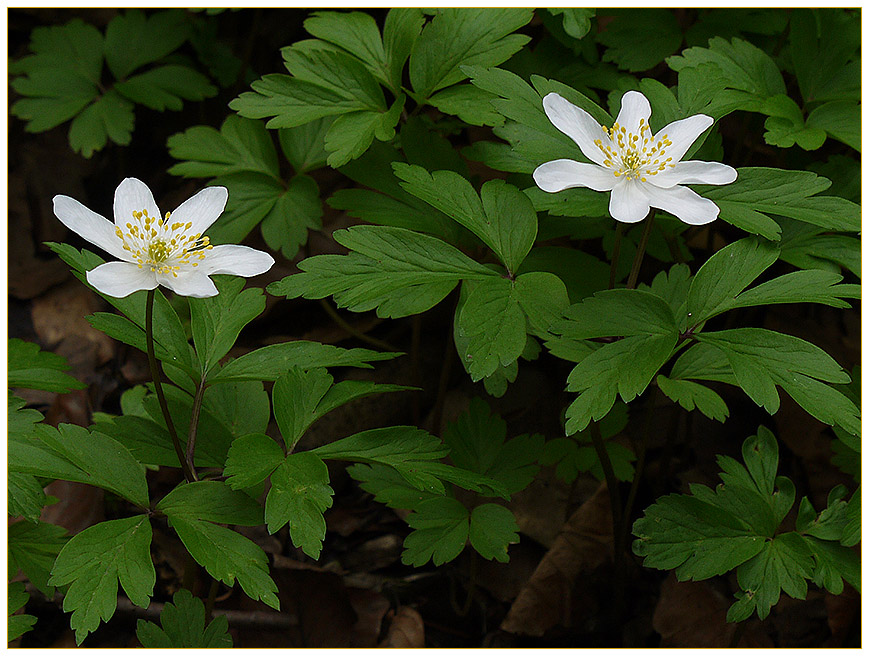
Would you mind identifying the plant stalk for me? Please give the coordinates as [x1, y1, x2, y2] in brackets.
[185, 378, 207, 482]
[626, 210, 656, 290]
[609, 223, 624, 289]
[589, 421, 622, 532]
[145, 290, 196, 483]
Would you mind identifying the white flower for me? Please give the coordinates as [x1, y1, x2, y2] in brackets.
[533, 91, 737, 225]
[53, 178, 274, 298]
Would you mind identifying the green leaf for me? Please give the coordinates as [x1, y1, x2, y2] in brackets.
[400, 115, 469, 175]
[304, 11, 390, 88]
[728, 532, 813, 621]
[667, 36, 785, 101]
[264, 452, 334, 558]
[806, 101, 861, 152]
[696, 329, 858, 433]
[323, 95, 405, 167]
[565, 334, 677, 435]
[428, 84, 504, 127]
[10, 423, 149, 508]
[698, 168, 861, 236]
[456, 278, 526, 382]
[780, 231, 861, 279]
[313, 426, 448, 492]
[115, 65, 217, 111]
[383, 8, 425, 92]
[442, 397, 542, 495]
[728, 269, 858, 312]
[469, 504, 519, 563]
[68, 90, 135, 158]
[204, 380, 270, 438]
[598, 9, 683, 72]
[789, 9, 860, 105]
[514, 271, 571, 338]
[347, 463, 442, 510]
[104, 9, 190, 79]
[802, 536, 860, 595]
[8, 521, 68, 597]
[279, 118, 332, 174]
[548, 8, 595, 41]
[269, 225, 497, 318]
[157, 481, 264, 527]
[136, 589, 232, 648]
[168, 115, 279, 179]
[283, 43, 386, 110]
[686, 237, 780, 325]
[409, 8, 533, 98]
[8, 582, 37, 642]
[394, 165, 537, 274]
[841, 488, 860, 548]
[8, 472, 48, 523]
[273, 367, 332, 450]
[224, 433, 284, 490]
[190, 276, 265, 377]
[657, 375, 729, 422]
[556, 289, 678, 340]
[167, 518, 279, 610]
[760, 94, 826, 150]
[402, 497, 469, 566]
[8, 338, 85, 393]
[49, 515, 154, 645]
[10, 20, 102, 133]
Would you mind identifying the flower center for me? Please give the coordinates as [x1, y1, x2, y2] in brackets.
[594, 118, 675, 181]
[114, 208, 213, 277]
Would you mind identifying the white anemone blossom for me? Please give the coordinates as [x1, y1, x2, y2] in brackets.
[53, 178, 274, 298]
[533, 91, 737, 225]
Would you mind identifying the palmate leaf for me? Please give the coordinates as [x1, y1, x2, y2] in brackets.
[347, 463, 442, 510]
[115, 65, 216, 111]
[49, 515, 155, 645]
[656, 375, 730, 423]
[303, 10, 391, 89]
[442, 398, 542, 495]
[168, 115, 325, 257]
[634, 428, 859, 621]
[409, 8, 533, 98]
[136, 589, 232, 648]
[9, 521, 69, 597]
[224, 433, 285, 490]
[789, 9, 860, 105]
[269, 225, 498, 318]
[103, 9, 190, 79]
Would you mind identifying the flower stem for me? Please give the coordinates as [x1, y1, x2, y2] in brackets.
[609, 223, 624, 289]
[185, 378, 206, 482]
[145, 289, 196, 483]
[589, 421, 622, 531]
[626, 210, 656, 290]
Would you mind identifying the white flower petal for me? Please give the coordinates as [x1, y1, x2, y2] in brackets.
[646, 161, 738, 188]
[642, 184, 720, 225]
[533, 159, 619, 193]
[542, 93, 609, 166]
[86, 261, 158, 298]
[614, 90, 651, 134]
[156, 270, 219, 298]
[656, 114, 714, 162]
[199, 244, 275, 277]
[609, 179, 650, 223]
[113, 178, 161, 228]
[170, 186, 229, 236]
[53, 195, 131, 261]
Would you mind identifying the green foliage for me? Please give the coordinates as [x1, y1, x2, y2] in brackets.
[168, 115, 325, 257]
[540, 401, 635, 483]
[269, 225, 498, 318]
[157, 482, 279, 610]
[49, 515, 155, 645]
[8, 521, 68, 597]
[8, 338, 85, 393]
[597, 9, 683, 72]
[8, 582, 37, 643]
[9, 423, 150, 508]
[10, 11, 217, 157]
[264, 453, 334, 558]
[634, 428, 859, 621]
[697, 168, 861, 239]
[136, 589, 232, 648]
